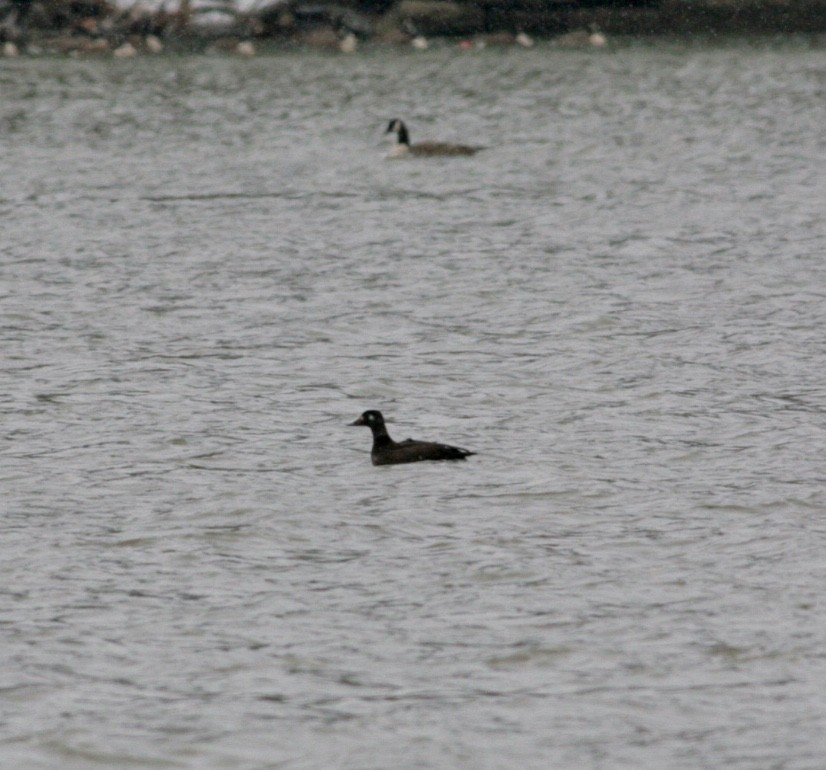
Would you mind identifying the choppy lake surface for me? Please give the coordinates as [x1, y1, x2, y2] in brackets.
[2, 38, 826, 769]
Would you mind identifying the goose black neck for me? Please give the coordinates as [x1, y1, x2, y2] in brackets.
[397, 123, 410, 146]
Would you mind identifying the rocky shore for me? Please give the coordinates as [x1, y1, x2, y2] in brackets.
[2, 0, 825, 57]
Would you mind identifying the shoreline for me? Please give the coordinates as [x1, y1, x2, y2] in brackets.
[3, 1, 826, 57]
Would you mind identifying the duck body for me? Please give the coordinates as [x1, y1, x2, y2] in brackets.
[351, 410, 475, 465]
[385, 119, 482, 158]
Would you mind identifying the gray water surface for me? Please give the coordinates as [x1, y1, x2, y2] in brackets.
[2, 39, 826, 769]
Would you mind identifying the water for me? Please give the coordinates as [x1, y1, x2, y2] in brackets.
[2, 38, 826, 769]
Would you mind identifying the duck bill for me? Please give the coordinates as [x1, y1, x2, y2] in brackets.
[350, 415, 366, 426]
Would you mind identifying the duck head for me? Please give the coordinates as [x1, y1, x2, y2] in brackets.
[350, 410, 385, 428]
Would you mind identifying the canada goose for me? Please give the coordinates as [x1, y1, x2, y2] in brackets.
[385, 119, 482, 158]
